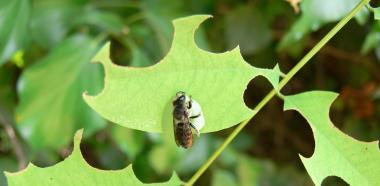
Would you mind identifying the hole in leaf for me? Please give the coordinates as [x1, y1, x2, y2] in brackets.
[194, 15, 227, 54]
[370, 0, 380, 8]
[330, 93, 379, 142]
[132, 148, 172, 184]
[244, 74, 314, 162]
[109, 39, 131, 67]
[283, 110, 315, 158]
[243, 76, 272, 109]
[33, 141, 74, 168]
[109, 39, 156, 68]
[80, 129, 128, 170]
[245, 98, 314, 164]
[321, 176, 349, 186]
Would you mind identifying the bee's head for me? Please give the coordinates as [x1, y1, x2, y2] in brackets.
[173, 91, 189, 106]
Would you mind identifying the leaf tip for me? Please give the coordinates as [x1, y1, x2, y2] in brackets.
[92, 41, 112, 66]
[172, 14, 213, 25]
[74, 129, 84, 147]
[171, 15, 213, 47]
[82, 91, 97, 109]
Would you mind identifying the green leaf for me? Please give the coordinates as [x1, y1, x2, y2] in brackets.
[284, 91, 380, 185]
[5, 130, 182, 186]
[0, 0, 30, 65]
[84, 15, 283, 133]
[16, 34, 106, 150]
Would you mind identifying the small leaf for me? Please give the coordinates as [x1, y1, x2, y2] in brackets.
[5, 130, 182, 186]
[284, 91, 380, 185]
[16, 34, 106, 150]
[0, 0, 30, 65]
[84, 15, 283, 133]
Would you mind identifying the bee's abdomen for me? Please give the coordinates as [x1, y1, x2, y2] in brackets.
[175, 123, 193, 148]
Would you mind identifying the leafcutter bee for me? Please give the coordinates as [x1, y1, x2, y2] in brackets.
[172, 91, 205, 148]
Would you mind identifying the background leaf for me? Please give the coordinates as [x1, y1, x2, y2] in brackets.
[225, 6, 272, 55]
[0, 0, 30, 65]
[30, 1, 82, 49]
[16, 34, 106, 150]
[284, 91, 380, 185]
[361, 21, 380, 55]
[278, 0, 363, 51]
[5, 129, 182, 186]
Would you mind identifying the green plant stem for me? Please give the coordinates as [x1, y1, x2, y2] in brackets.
[185, 0, 369, 185]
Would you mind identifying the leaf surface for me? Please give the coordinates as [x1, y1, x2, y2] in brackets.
[5, 130, 181, 186]
[84, 15, 283, 133]
[284, 91, 380, 185]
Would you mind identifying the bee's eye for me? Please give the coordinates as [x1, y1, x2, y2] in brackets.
[179, 95, 185, 101]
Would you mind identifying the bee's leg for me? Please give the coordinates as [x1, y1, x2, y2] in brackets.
[189, 123, 200, 137]
[187, 97, 192, 109]
[189, 114, 201, 119]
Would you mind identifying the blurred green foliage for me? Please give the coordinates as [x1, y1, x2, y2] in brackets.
[0, 0, 380, 185]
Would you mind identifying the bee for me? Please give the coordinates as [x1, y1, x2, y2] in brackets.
[172, 91, 205, 148]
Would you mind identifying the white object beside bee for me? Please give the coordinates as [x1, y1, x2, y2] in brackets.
[188, 98, 205, 136]
[172, 91, 205, 148]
